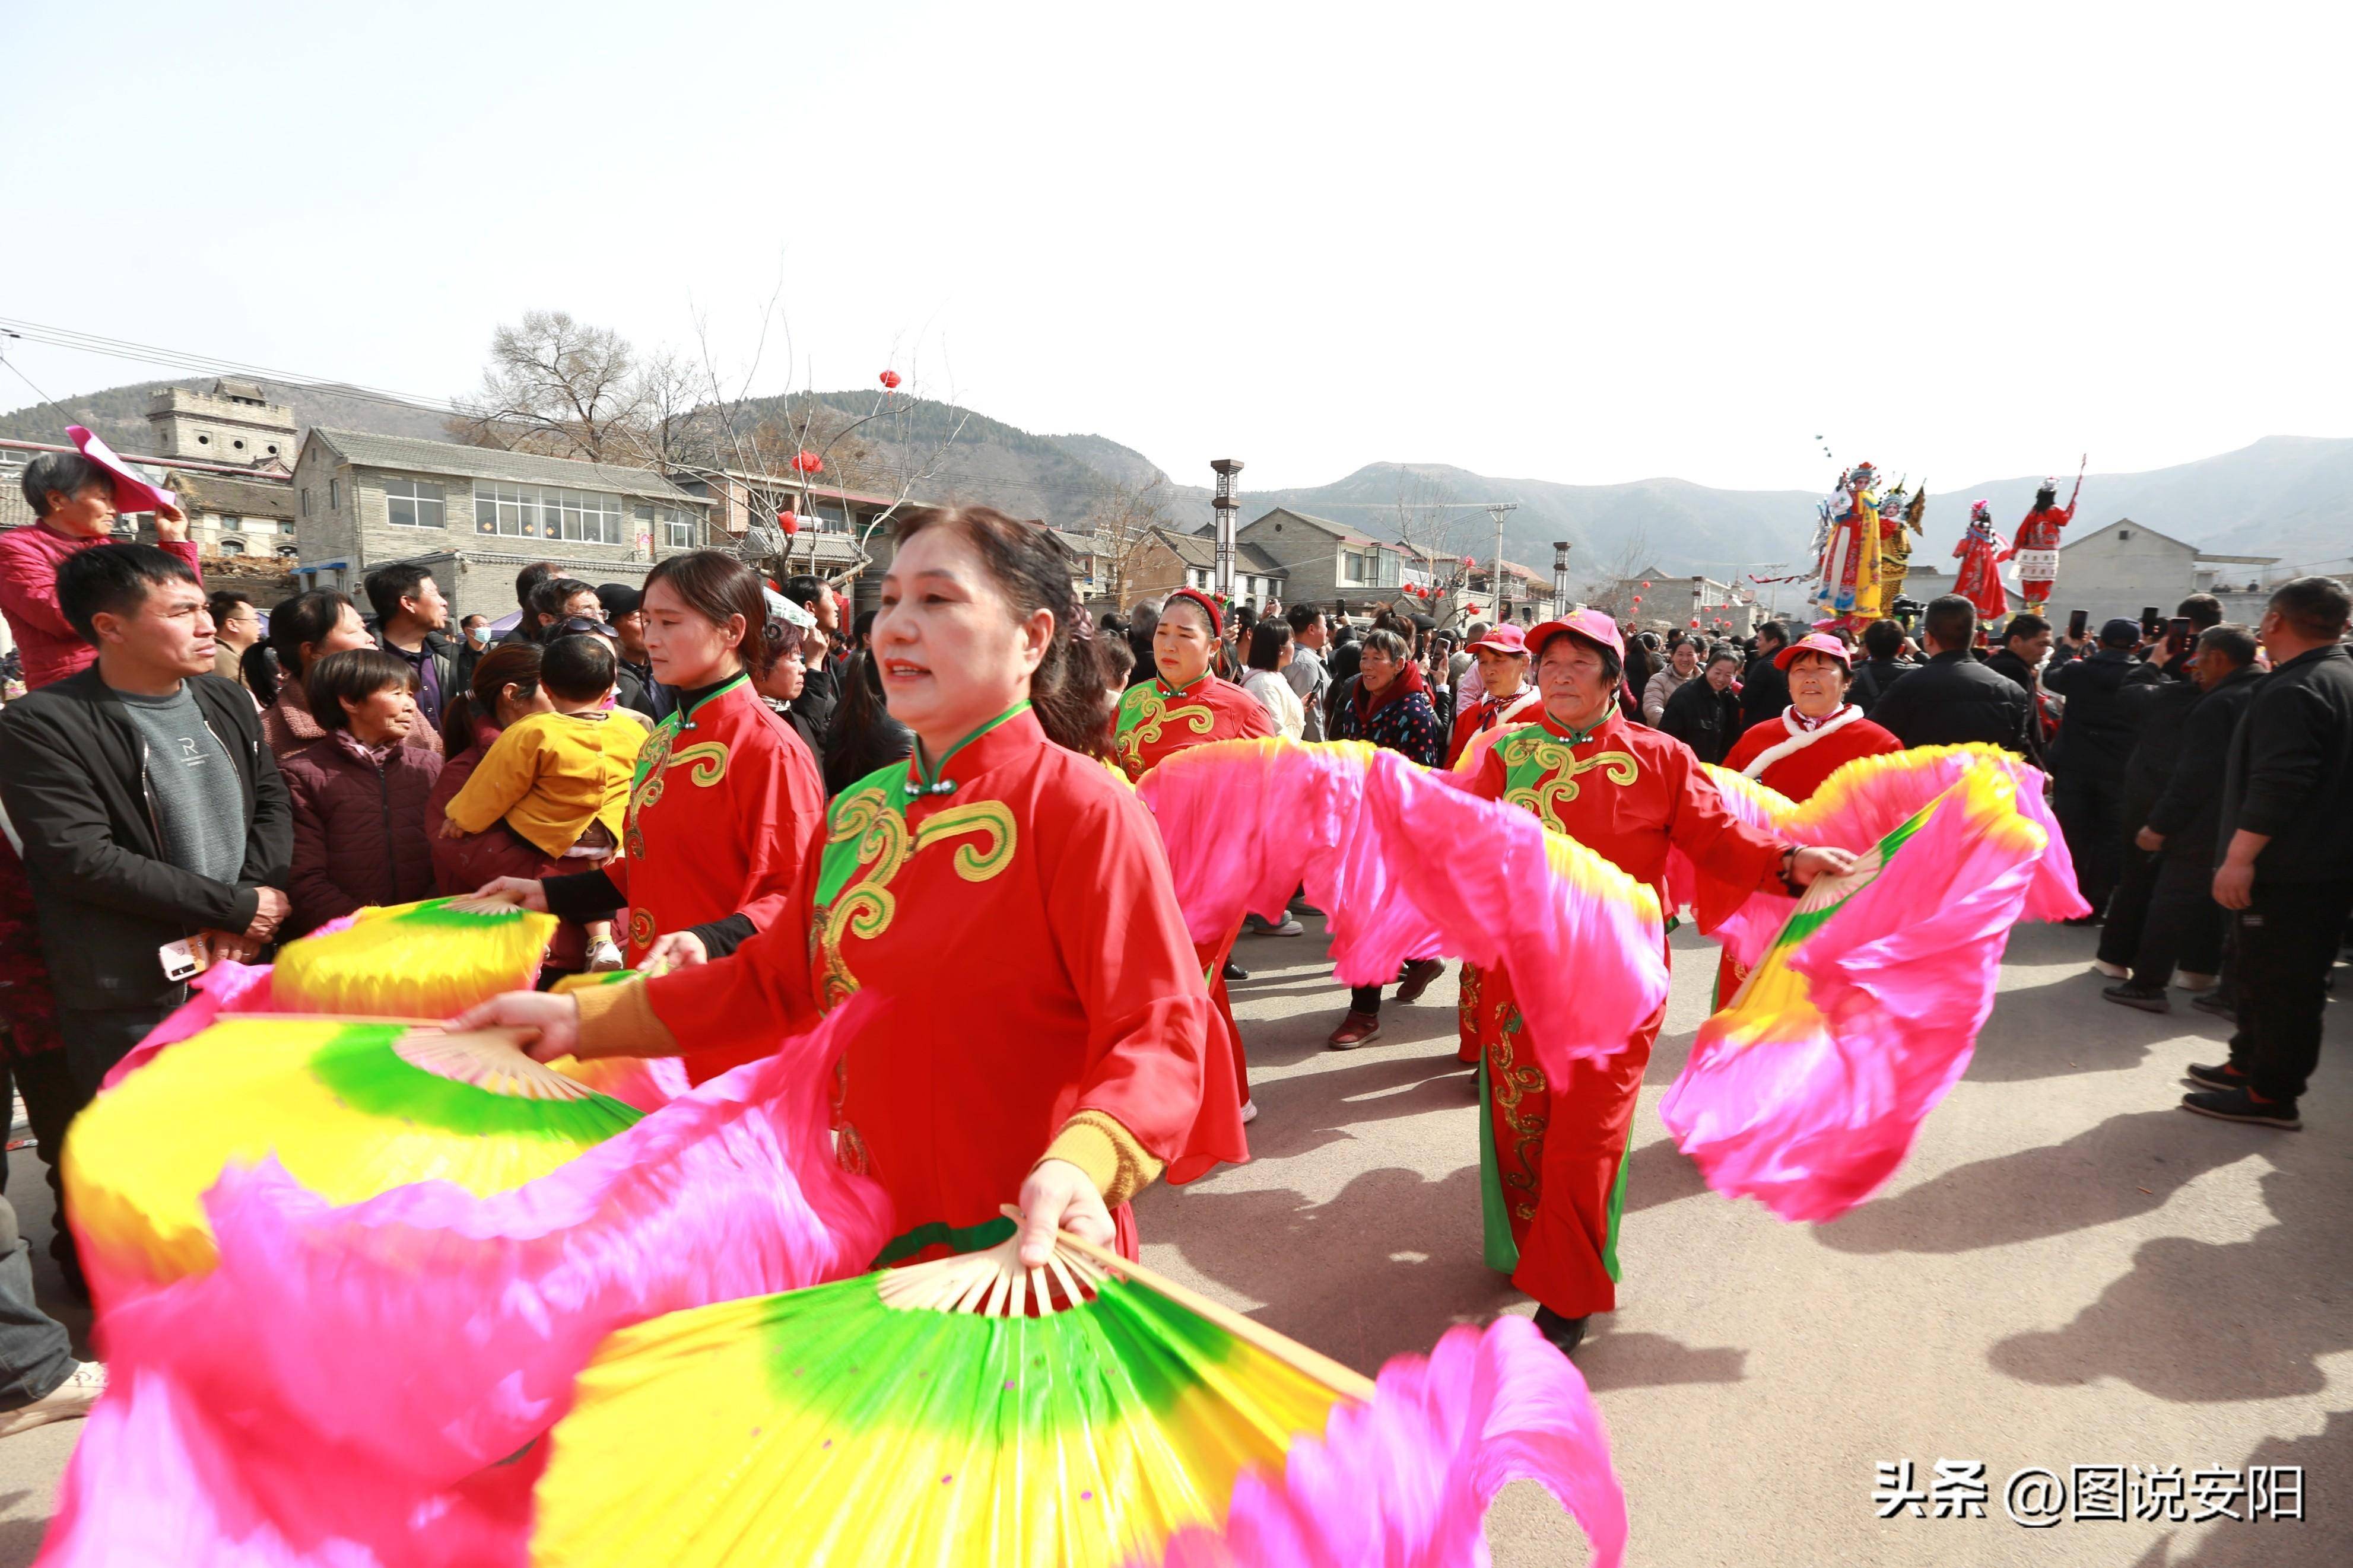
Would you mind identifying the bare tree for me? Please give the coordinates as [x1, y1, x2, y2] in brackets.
[1581, 525, 1656, 621]
[1388, 470, 1472, 591]
[449, 311, 649, 462]
[1082, 475, 1174, 608]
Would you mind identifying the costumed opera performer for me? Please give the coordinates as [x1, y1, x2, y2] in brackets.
[1456, 610, 1854, 1356]
[1113, 587, 1275, 1121]
[467, 551, 826, 1083]
[1713, 632, 1901, 1000]
[458, 508, 1244, 1271]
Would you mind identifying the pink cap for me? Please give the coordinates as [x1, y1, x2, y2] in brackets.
[1774, 631, 1855, 672]
[1466, 623, 1528, 657]
[1525, 608, 1625, 664]
[66, 426, 176, 517]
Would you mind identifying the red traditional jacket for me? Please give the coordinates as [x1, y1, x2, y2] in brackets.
[628, 704, 1240, 1262]
[2005, 498, 2076, 555]
[1952, 527, 2009, 620]
[1720, 705, 1903, 802]
[615, 673, 823, 1004]
[1447, 686, 1535, 769]
[1465, 704, 1788, 923]
[1113, 671, 1275, 780]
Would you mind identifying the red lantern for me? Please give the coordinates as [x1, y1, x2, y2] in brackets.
[878, 370, 901, 389]
[1641, 580, 1652, 589]
[1690, 618, 1700, 627]
[1632, 595, 1642, 604]
[1460, 556, 1476, 568]
[790, 450, 822, 475]
[777, 508, 799, 537]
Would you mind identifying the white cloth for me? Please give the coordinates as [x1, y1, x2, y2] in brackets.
[2013, 548, 2059, 583]
[1244, 667, 1307, 740]
[1739, 702, 1863, 778]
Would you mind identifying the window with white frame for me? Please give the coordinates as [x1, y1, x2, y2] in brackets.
[1339, 549, 1368, 586]
[472, 482, 624, 544]
[385, 476, 447, 529]
[663, 507, 697, 549]
[328, 478, 339, 509]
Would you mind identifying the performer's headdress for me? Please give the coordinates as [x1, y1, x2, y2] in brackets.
[1968, 500, 1992, 524]
[2036, 476, 2058, 503]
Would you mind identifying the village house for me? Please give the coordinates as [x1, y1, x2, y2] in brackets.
[290, 429, 712, 619]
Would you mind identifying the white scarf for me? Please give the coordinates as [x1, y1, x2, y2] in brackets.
[1740, 702, 1861, 779]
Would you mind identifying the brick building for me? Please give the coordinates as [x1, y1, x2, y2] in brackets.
[290, 429, 712, 619]
[1120, 526, 1288, 613]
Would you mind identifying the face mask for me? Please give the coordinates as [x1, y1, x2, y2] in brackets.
[467, 628, 489, 647]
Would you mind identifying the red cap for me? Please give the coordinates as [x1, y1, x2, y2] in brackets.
[1774, 631, 1855, 672]
[1525, 608, 1625, 664]
[66, 426, 176, 517]
[1466, 623, 1528, 657]
[1163, 587, 1222, 637]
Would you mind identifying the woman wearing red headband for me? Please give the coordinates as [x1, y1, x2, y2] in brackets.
[1113, 587, 1275, 1121]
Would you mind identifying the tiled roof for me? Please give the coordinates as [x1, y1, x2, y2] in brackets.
[308, 429, 707, 504]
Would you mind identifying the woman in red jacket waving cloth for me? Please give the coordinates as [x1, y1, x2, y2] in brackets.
[1714, 633, 1902, 1003]
[469, 552, 824, 1084]
[1113, 587, 1274, 1122]
[458, 508, 1239, 1271]
[1458, 610, 1853, 1357]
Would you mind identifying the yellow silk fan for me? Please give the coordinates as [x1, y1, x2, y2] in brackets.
[530, 1207, 1373, 1567]
[272, 896, 558, 1016]
[65, 1017, 642, 1293]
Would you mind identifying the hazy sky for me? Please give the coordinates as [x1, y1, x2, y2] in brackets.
[6, 1, 2346, 494]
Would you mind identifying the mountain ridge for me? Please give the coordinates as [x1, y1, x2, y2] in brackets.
[7, 381, 2345, 581]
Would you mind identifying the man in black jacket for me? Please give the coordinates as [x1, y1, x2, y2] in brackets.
[2044, 618, 2168, 919]
[1739, 621, 1793, 735]
[2182, 578, 2353, 1130]
[364, 561, 458, 733]
[1847, 618, 1917, 715]
[1861, 596, 2034, 755]
[0, 546, 292, 1095]
[2104, 626, 2262, 1010]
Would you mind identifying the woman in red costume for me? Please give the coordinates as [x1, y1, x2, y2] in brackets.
[458, 508, 1241, 1271]
[1713, 632, 1901, 1000]
[1113, 588, 1274, 1121]
[1457, 610, 1853, 1356]
[469, 551, 825, 1083]
[1950, 500, 2009, 622]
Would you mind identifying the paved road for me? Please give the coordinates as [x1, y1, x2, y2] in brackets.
[1, 918, 2344, 1565]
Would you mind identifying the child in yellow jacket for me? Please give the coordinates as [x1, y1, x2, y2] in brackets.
[442, 632, 647, 967]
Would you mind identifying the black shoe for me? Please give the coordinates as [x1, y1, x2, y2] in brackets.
[1532, 1305, 1588, 1357]
[1222, 960, 1249, 982]
[2180, 1086, 2301, 1130]
[2190, 991, 2237, 1020]
[2184, 1061, 2250, 1091]
[2102, 982, 2170, 1014]
[1393, 958, 1446, 1005]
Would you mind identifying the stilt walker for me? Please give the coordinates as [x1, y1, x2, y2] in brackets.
[1951, 500, 2011, 622]
[1999, 457, 2085, 612]
[1456, 610, 1852, 1355]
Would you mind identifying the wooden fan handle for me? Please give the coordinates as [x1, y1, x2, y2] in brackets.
[999, 1206, 1376, 1402]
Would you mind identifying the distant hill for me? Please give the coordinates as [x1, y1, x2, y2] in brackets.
[0, 379, 451, 454]
[8, 379, 2346, 580]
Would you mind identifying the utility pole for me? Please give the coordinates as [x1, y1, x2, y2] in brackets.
[1487, 501, 1519, 621]
[1552, 541, 1574, 619]
[1210, 459, 1243, 600]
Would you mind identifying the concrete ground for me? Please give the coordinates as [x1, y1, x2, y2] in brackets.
[1139, 918, 2351, 1567]
[0, 919, 2342, 1564]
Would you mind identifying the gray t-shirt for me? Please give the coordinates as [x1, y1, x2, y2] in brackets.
[114, 683, 246, 885]
[1283, 645, 1330, 742]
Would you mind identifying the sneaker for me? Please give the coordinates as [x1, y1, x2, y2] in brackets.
[2090, 959, 2129, 979]
[2185, 1061, 2250, 1091]
[1532, 1305, 1589, 1357]
[2174, 971, 2219, 993]
[2102, 982, 2169, 1013]
[2180, 1086, 2300, 1130]
[1393, 959, 1447, 1004]
[1222, 959, 1249, 982]
[1265, 915, 1304, 936]
[1239, 1098, 1258, 1125]
[585, 940, 625, 972]
[2190, 991, 2237, 1020]
[0, 1362, 104, 1439]
[1326, 1011, 1383, 1049]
